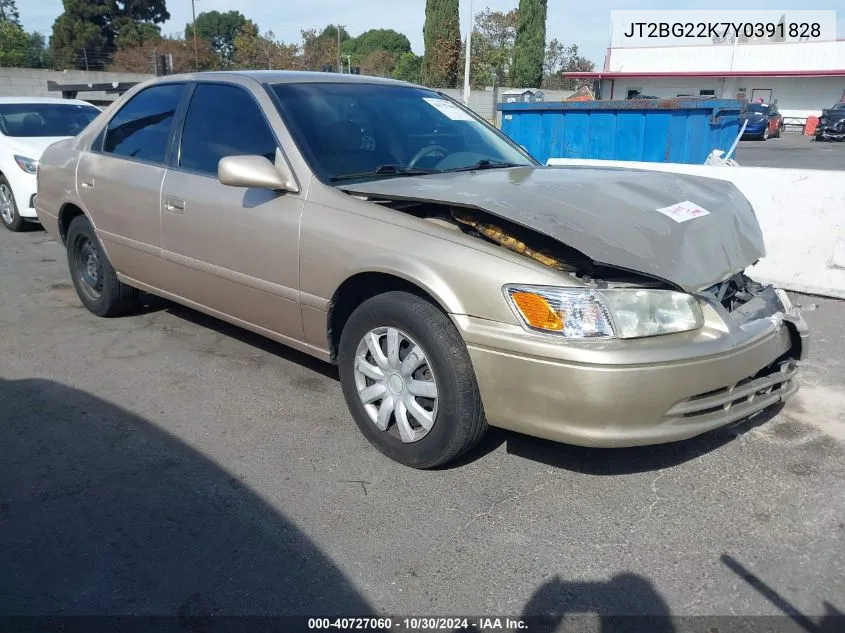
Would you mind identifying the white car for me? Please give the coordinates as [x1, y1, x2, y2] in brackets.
[0, 97, 100, 231]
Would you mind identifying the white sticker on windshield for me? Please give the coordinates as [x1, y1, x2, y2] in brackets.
[423, 97, 475, 121]
[655, 200, 711, 223]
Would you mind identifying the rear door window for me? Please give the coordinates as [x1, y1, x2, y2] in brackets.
[178, 83, 278, 176]
[103, 83, 185, 164]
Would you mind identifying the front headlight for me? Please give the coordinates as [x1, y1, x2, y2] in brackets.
[14, 155, 38, 174]
[504, 285, 704, 339]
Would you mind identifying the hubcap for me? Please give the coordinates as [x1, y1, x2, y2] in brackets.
[0, 184, 14, 225]
[76, 237, 103, 296]
[353, 327, 439, 443]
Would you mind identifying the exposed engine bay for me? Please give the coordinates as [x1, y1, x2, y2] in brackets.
[359, 196, 791, 323]
[370, 198, 675, 289]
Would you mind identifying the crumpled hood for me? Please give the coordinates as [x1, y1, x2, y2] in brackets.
[3, 136, 70, 160]
[340, 166, 766, 292]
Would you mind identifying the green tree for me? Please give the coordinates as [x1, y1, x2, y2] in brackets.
[0, 20, 27, 66]
[340, 29, 410, 75]
[422, 0, 460, 88]
[461, 8, 518, 88]
[319, 25, 351, 43]
[50, 0, 170, 70]
[233, 23, 298, 70]
[50, 0, 112, 70]
[343, 29, 410, 59]
[185, 10, 248, 65]
[24, 32, 52, 68]
[542, 40, 594, 89]
[0, 0, 20, 25]
[301, 26, 349, 71]
[511, 0, 547, 88]
[115, 21, 161, 49]
[392, 52, 423, 83]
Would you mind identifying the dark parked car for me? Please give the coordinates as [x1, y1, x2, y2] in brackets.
[741, 103, 783, 141]
[815, 102, 845, 141]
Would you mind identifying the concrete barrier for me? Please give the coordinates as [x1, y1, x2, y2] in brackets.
[547, 158, 845, 300]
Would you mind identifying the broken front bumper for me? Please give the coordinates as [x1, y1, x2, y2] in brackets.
[453, 289, 808, 448]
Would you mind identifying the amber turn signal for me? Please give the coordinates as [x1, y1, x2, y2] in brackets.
[510, 291, 564, 331]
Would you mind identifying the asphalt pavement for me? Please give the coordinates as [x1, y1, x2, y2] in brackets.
[734, 131, 845, 170]
[1, 226, 844, 623]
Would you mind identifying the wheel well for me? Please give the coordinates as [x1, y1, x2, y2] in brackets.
[58, 203, 85, 245]
[327, 272, 446, 362]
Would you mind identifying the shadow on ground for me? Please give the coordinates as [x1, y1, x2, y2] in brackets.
[722, 554, 844, 633]
[0, 377, 368, 616]
[518, 573, 676, 633]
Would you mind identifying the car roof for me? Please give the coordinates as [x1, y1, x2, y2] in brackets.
[0, 96, 98, 107]
[148, 70, 418, 88]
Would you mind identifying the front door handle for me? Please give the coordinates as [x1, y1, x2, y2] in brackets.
[80, 179, 94, 189]
[164, 196, 185, 214]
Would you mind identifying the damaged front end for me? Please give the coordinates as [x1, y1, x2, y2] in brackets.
[701, 274, 810, 360]
[368, 197, 674, 290]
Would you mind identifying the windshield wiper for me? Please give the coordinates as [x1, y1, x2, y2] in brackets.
[443, 159, 525, 173]
[329, 164, 435, 182]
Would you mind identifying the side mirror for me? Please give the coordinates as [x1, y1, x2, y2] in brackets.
[218, 149, 298, 193]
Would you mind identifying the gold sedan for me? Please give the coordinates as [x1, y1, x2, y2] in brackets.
[35, 72, 808, 468]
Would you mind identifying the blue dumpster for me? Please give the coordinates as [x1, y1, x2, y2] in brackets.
[497, 99, 743, 165]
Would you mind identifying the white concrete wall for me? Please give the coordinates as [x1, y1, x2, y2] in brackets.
[607, 40, 845, 73]
[0, 68, 154, 103]
[546, 157, 845, 299]
[601, 75, 845, 120]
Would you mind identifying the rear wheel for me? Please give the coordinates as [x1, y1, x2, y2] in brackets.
[774, 122, 782, 138]
[66, 215, 138, 317]
[0, 176, 25, 232]
[338, 291, 487, 468]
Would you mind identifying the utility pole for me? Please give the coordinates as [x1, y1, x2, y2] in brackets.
[191, 0, 199, 71]
[463, 0, 473, 105]
[337, 25, 343, 73]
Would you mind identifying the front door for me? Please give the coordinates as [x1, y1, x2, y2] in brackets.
[77, 83, 186, 286]
[160, 81, 304, 342]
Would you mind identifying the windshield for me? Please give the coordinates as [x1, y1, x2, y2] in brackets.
[746, 104, 768, 114]
[0, 103, 99, 138]
[833, 102, 845, 111]
[270, 82, 536, 183]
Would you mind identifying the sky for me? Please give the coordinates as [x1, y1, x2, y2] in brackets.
[17, 1, 845, 68]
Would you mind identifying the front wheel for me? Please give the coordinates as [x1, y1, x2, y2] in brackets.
[0, 176, 25, 232]
[761, 126, 770, 141]
[66, 215, 138, 317]
[338, 291, 487, 468]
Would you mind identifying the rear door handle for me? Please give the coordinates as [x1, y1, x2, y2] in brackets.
[164, 196, 185, 214]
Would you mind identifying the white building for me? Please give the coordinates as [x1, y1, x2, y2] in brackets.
[567, 19, 845, 124]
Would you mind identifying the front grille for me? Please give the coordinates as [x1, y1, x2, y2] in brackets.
[665, 358, 797, 421]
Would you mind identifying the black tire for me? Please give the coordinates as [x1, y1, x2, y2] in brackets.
[66, 215, 138, 317]
[761, 126, 769, 141]
[774, 122, 782, 138]
[338, 291, 487, 469]
[0, 175, 25, 232]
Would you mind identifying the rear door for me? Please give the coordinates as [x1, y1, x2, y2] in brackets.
[77, 82, 187, 285]
[159, 80, 304, 341]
